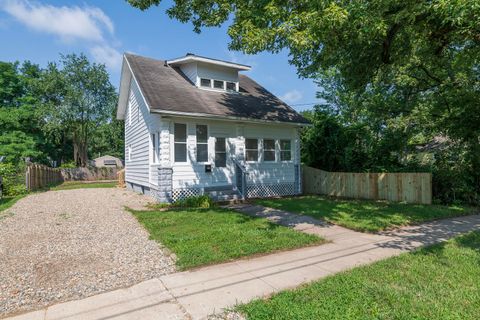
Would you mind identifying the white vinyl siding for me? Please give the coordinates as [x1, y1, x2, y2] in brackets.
[179, 63, 197, 85]
[124, 78, 153, 187]
[157, 121, 297, 189]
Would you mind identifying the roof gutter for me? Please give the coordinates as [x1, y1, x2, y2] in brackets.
[150, 109, 311, 127]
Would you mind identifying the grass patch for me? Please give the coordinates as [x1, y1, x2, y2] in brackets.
[0, 195, 26, 213]
[131, 207, 324, 270]
[50, 181, 117, 191]
[255, 196, 476, 232]
[237, 230, 480, 320]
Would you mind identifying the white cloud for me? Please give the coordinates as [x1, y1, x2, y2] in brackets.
[2, 0, 113, 42]
[280, 89, 303, 104]
[90, 45, 122, 70]
[1, 0, 121, 70]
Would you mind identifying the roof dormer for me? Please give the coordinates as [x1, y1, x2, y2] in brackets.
[167, 53, 251, 92]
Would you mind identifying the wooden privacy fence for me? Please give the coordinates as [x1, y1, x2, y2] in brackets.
[25, 164, 63, 191]
[303, 166, 432, 204]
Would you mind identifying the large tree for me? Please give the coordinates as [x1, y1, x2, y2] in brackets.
[127, 0, 480, 203]
[126, 0, 480, 142]
[0, 61, 46, 163]
[40, 54, 118, 167]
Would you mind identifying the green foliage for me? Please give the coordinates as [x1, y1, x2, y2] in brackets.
[173, 195, 215, 208]
[49, 181, 117, 191]
[431, 145, 480, 205]
[59, 161, 76, 169]
[0, 195, 26, 214]
[238, 231, 480, 319]
[127, 1, 480, 204]
[40, 54, 120, 167]
[131, 207, 323, 269]
[0, 55, 123, 169]
[0, 163, 27, 196]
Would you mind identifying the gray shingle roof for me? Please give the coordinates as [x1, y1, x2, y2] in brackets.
[125, 54, 309, 125]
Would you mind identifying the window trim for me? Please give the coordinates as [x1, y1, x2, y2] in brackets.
[226, 81, 236, 91]
[127, 145, 132, 161]
[213, 79, 225, 90]
[151, 133, 157, 164]
[195, 124, 209, 163]
[173, 122, 188, 163]
[262, 138, 276, 162]
[198, 78, 238, 92]
[200, 78, 212, 88]
[279, 139, 293, 162]
[245, 138, 259, 162]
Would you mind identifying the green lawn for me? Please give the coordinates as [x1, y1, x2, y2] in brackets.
[131, 208, 324, 270]
[50, 181, 117, 191]
[0, 195, 26, 213]
[238, 230, 480, 320]
[256, 196, 476, 232]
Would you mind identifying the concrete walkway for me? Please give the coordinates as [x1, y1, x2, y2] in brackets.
[6, 206, 480, 320]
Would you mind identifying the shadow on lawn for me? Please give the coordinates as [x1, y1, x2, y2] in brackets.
[257, 196, 476, 232]
[376, 216, 480, 251]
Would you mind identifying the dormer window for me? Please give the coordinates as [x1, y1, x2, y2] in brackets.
[169, 53, 249, 93]
[200, 78, 211, 88]
[213, 80, 224, 89]
[199, 78, 237, 92]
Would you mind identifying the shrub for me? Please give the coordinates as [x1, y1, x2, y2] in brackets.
[59, 161, 76, 169]
[174, 195, 215, 208]
[0, 163, 28, 196]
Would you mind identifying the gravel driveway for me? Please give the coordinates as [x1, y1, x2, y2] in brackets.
[0, 188, 175, 317]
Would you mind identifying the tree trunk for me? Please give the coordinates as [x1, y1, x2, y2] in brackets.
[73, 132, 88, 167]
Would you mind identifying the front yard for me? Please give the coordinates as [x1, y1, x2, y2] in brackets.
[256, 196, 476, 232]
[131, 207, 325, 270]
[237, 230, 480, 319]
[0, 195, 25, 214]
[50, 180, 117, 190]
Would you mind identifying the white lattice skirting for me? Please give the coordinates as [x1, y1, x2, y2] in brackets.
[246, 183, 296, 198]
[172, 188, 201, 202]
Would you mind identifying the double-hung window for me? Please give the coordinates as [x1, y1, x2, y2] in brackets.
[263, 139, 275, 162]
[245, 139, 259, 162]
[280, 140, 292, 161]
[174, 123, 187, 162]
[215, 137, 226, 167]
[196, 125, 208, 162]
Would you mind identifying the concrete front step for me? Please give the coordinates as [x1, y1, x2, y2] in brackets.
[211, 194, 242, 202]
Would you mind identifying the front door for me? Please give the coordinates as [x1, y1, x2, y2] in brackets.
[213, 137, 231, 184]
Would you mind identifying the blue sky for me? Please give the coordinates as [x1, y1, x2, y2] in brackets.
[0, 0, 320, 111]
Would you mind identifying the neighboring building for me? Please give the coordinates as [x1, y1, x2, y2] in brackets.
[91, 155, 124, 168]
[116, 53, 309, 202]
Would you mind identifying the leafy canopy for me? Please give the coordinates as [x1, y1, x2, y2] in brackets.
[127, 0, 480, 204]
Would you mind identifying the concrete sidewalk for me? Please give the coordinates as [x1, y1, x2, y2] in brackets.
[6, 207, 480, 320]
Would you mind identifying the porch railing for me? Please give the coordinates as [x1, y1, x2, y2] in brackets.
[233, 159, 247, 199]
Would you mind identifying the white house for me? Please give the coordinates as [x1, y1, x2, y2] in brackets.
[116, 53, 310, 202]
